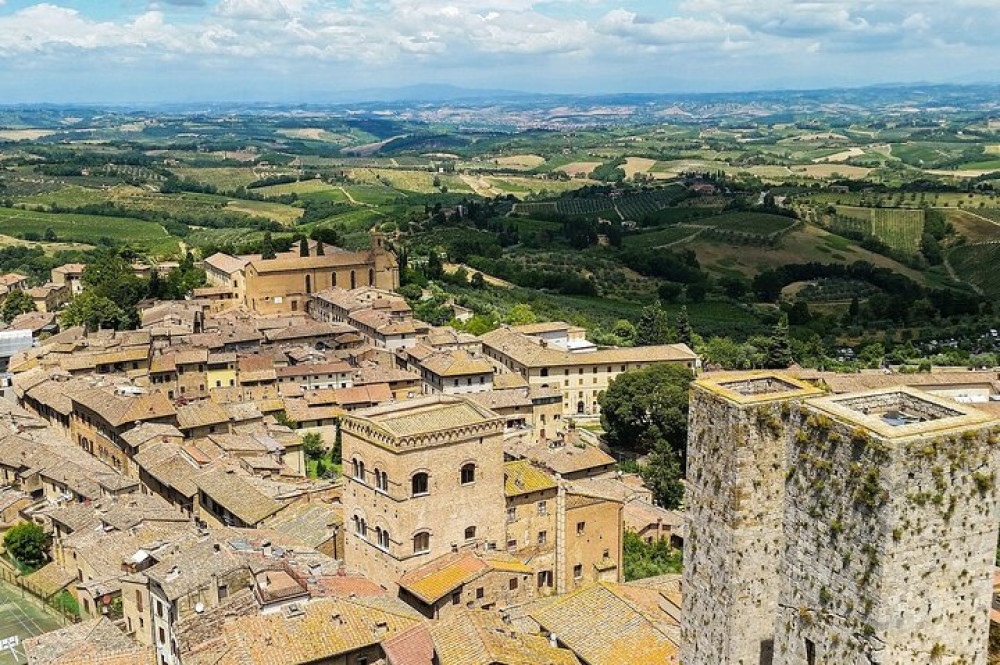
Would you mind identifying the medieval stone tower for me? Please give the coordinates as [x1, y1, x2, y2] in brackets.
[684, 373, 1000, 665]
[684, 373, 823, 665]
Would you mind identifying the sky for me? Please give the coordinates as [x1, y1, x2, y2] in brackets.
[0, 0, 997, 103]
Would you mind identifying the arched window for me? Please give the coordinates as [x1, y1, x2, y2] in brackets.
[350, 270, 357, 289]
[379, 529, 390, 550]
[332, 272, 337, 287]
[461, 463, 476, 485]
[354, 460, 366, 482]
[305, 274, 312, 294]
[374, 526, 382, 547]
[464, 526, 476, 540]
[351, 459, 359, 479]
[352, 516, 360, 534]
[374, 469, 388, 492]
[368, 268, 374, 285]
[411, 472, 429, 496]
[359, 518, 367, 539]
[413, 531, 430, 554]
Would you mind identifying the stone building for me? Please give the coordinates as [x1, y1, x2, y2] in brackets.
[683, 372, 1000, 665]
[480, 325, 697, 417]
[341, 396, 507, 591]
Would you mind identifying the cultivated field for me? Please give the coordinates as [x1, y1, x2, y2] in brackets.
[493, 154, 546, 169]
[0, 208, 177, 253]
[833, 206, 924, 253]
[948, 243, 1000, 298]
[556, 162, 602, 178]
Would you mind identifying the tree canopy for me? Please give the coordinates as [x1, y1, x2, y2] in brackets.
[4, 521, 50, 570]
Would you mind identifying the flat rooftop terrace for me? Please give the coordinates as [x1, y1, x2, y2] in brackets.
[693, 372, 824, 405]
[807, 386, 997, 439]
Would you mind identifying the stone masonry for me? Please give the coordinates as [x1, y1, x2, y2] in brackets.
[684, 373, 1000, 665]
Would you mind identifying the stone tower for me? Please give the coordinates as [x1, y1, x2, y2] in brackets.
[684, 373, 823, 665]
[775, 387, 1000, 665]
[683, 373, 1000, 665]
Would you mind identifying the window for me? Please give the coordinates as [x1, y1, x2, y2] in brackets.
[156, 600, 163, 618]
[135, 590, 143, 613]
[305, 274, 312, 294]
[332, 272, 337, 287]
[158, 627, 165, 644]
[537, 501, 548, 516]
[465, 526, 476, 540]
[379, 529, 390, 550]
[369, 268, 375, 285]
[576, 521, 586, 535]
[540, 368, 549, 377]
[350, 270, 356, 289]
[537, 571, 552, 588]
[461, 463, 476, 485]
[805, 639, 816, 665]
[537, 531, 547, 545]
[476, 587, 485, 599]
[374, 469, 388, 492]
[411, 473, 429, 496]
[509, 578, 519, 591]
[507, 539, 517, 551]
[413, 531, 430, 554]
[452, 591, 461, 605]
[573, 564, 583, 580]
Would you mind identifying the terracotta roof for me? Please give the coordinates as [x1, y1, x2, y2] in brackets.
[70, 390, 176, 428]
[399, 551, 531, 605]
[185, 596, 421, 665]
[521, 439, 615, 476]
[382, 623, 435, 665]
[467, 388, 532, 411]
[204, 253, 249, 275]
[429, 610, 581, 665]
[504, 460, 557, 497]
[195, 468, 284, 525]
[492, 373, 529, 390]
[528, 583, 680, 665]
[480, 328, 696, 368]
[24, 617, 153, 665]
[176, 401, 231, 431]
[120, 422, 183, 448]
[238, 354, 277, 382]
[275, 360, 353, 379]
[249, 250, 374, 273]
[353, 396, 500, 439]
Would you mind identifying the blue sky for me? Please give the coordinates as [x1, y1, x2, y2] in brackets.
[0, 0, 997, 103]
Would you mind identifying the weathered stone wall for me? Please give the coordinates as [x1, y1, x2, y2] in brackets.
[684, 385, 809, 665]
[774, 411, 1000, 665]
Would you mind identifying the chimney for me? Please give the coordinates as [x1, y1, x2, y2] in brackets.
[262, 540, 272, 557]
[549, 633, 558, 648]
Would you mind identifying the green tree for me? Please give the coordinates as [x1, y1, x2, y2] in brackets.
[426, 250, 444, 279]
[4, 521, 50, 570]
[82, 251, 145, 312]
[675, 306, 692, 346]
[506, 303, 537, 326]
[470, 272, 485, 289]
[61, 292, 129, 331]
[43, 228, 57, 242]
[765, 314, 794, 369]
[635, 301, 672, 346]
[599, 362, 693, 458]
[639, 445, 685, 509]
[612, 319, 637, 345]
[315, 240, 325, 256]
[301, 432, 324, 460]
[261, 232, 277, 260]
[299, 237, 309, 257]
[1, 289, 35, 322]
[623, 530, 682, 581]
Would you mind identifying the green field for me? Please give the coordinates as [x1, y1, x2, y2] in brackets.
[948, 243, 1000, 298]
[695, 212, 799, 236]
[833, 206, 925, 253]
[0, 207, 178, 253]
[622, 226, 700, 248]
[253, 179, 343, 198]
[170, 167, 265, 190]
